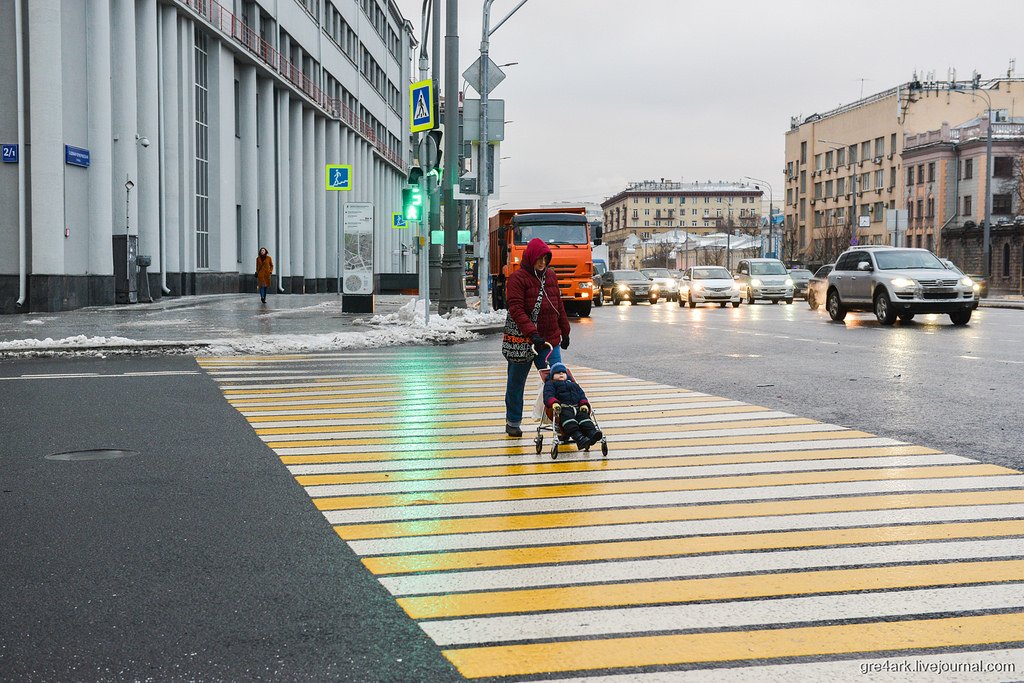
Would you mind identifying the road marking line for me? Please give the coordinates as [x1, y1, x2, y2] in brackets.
[440, 612, 1024, 678]
[361, 519, 1024, 575]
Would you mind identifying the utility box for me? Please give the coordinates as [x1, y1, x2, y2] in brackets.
[113, 235, 138, 304]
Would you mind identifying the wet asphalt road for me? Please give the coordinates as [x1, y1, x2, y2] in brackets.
[552, 298, 1024, 471]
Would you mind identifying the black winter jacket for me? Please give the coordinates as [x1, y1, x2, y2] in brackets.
[543, 378, 589, 408]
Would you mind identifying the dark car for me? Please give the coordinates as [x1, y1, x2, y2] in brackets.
[807, 264, 833, 310]
[592, 261, 608, 307]
[597, 270, 660, 305]
[941, 259, 988, 298]
[789, 268, 814, 300]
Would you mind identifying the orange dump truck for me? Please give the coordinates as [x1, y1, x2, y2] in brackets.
[488, 207, 602, 317]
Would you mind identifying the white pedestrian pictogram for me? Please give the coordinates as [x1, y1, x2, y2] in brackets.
[414, 90, 430, 122]
[332, 168, 347, 187]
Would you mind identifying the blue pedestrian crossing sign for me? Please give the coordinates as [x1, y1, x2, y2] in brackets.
[409, 79, 434, 133]
[392, 212, 407, 229]
[325, 164, 352, 191]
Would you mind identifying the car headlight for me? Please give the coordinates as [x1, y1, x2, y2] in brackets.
[960, 276, 974, 287]
[650, 283, 660, 291]
[750, 278, 763, 287]
[973, 283, 981, 293]
[692, 283, 704, 292]
[784, 278, 794, 287]
[891, 277, 916, 289]
[617, 283, 629, 291]
[580, 282, 591, 289]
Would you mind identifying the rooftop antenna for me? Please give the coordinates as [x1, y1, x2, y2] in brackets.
[1009, 58, 1017, 78]
[855, 77, 870, 99]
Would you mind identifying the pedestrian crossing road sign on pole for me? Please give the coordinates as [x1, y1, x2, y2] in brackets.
[409, 79, 434, 133]
[325, 164, 352, 191]
[392, 212, 407, 229]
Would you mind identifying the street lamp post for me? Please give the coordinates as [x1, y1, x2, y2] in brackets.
[743, 176, 773, 259]
[477, 0, 530, 313]
[947, 85, 994, 277]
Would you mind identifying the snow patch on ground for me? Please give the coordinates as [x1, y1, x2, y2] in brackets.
[200, 326, 478, 356]
[0, 334, 146, 350]
[365, 299, 505, 329]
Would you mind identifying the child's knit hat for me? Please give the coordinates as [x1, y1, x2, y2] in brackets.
[549, 362, 568, 377]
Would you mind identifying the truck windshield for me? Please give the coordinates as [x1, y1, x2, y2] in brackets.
[514, 223, 588, 245]
[750, 262, 788, 275]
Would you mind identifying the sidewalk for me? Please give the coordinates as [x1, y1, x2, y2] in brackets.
[980, 295, 1024, 310]
[0, 294, 504, 357]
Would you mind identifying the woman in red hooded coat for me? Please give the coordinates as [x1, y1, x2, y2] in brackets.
[503, 238, 571, 437]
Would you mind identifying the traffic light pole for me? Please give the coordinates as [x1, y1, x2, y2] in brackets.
[417, 10, 431, 325]
[428, 0, 442, 301]
[438, 0, 466, 314]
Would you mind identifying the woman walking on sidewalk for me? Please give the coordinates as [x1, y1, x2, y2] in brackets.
[256, 247, 273, 304]
[502, 238, 571, 437]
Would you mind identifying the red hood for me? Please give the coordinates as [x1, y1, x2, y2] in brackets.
[522, 238, 551, 271]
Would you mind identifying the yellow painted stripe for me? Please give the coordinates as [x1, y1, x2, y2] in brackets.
[442, 612, 1024, 678]
[402, 559, 1024, 619]
[314, 464, 1012, 512]
[335, 485, 1015, 541]
[258, 417, 815, 438]
[228, 386, 689, 406]
[363, 518, 1024, 575]
[243, 395, 705, 420]
[269, 424, 855, 451]
[284, 430, 876, 466]
[303, 442, 935, 488]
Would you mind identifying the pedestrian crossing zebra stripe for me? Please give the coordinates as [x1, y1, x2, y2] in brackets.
[361, 519, 1024, 575]
[440, 612, 1024, 679]
[200, 357, 1024, 680]
[336, 487, 1019, 541]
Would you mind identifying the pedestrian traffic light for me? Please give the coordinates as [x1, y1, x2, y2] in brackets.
[402, 185, 423, 222]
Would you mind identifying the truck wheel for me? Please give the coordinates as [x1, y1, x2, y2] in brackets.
[827, 289, 846, 321]
[577, 302, 592, 318]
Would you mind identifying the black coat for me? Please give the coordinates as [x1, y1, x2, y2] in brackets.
[543, 378, 588, 408]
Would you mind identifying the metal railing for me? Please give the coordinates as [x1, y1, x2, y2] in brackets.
[181, 0, 405, 171]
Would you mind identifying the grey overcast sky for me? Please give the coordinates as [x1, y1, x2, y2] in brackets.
[394, 0, 1022, 211]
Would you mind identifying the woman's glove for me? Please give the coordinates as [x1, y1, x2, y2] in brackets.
[532, 335, 547, 354]
[560, 336, 570, 350]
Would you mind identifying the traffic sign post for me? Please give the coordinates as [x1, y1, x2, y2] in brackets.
[409, 79, 434, 133]
[326, 164, 353, 295]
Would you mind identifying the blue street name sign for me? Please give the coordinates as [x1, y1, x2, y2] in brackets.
[64, 145, 90, 168]
[1, 144, 18, 163]
[409, 79, 434, 133]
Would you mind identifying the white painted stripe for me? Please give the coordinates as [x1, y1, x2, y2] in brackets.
[542, 649, 1024, 683]
[264, 421, 831, 448]
[322, 475, 1024, 524]
[308, 454, 967, 499]
[264, 409, 782, 430]
[214, 370, 618, 388]
[348, 501, 1024, 556]
[224, 377, 667, 399]
[286, 432, 888, 475]
[274, 433, 889, 458]
[420, 584, 1024, 646]
[380, 538, 1024, 596]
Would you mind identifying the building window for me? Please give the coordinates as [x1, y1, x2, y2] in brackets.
[993, 156, 1013, 178]
[907, 167, 915, 185]
[927, 162, 935, 182]
[800, 170, 806, 192]
[825, 180, 833, 197]
[993, 194, 1012, 215]
[800, 141, 807, 164]
[234, 79, 241, 138]
[963, 158, 973, 180]
[825, 150, 833, 168]
[874, 202, 884, 220]
[814, 182, 822, 199]
[861, 141, 871, 160]
[890, 167, 896, 188]
[908, 202, 914, 219]
[1004, 243, 1011, 277]
[875, 170, 884, 188]
[194, 28, 210, 270]
[917, 164, 925, 185]
[837, 177, 846, 195]
[837, 148, 846, 166]
[890, 133, 897, 155]
[926, 197, 934, 218]
[815, 153, 823, 171]
[874, 137, 884, 157]
[849, 144, 858, 164]
[963, 195, 972, 216]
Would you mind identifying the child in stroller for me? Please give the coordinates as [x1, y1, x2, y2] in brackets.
[543, 362, 603, 450]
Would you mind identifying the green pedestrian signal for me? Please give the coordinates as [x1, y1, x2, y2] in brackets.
[402, 186, 423, 222]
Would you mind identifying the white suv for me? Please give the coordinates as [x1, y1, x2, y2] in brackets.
[825, 247, 978, 326]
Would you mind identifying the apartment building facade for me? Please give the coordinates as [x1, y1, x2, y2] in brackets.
[601, 180, 763, 268]
[0, 0, 415, 313]
[784, 78, 1024, 267]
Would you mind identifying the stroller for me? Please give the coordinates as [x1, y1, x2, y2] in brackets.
[532, 348, 609, 460]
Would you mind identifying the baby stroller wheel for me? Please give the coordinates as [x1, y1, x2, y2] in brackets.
[601, 439, 608, 457]
[550, 442, 559, 460]
[534, 435, 543, 455]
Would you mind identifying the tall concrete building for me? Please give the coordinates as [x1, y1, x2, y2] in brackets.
[0, 0, 416, 313]
[601, 180, 762, 268]
[784, 76, 1024, 266]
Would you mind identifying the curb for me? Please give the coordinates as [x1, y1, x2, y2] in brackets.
[980, 301, 1024, 310]
[467, 324, 504, 335]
